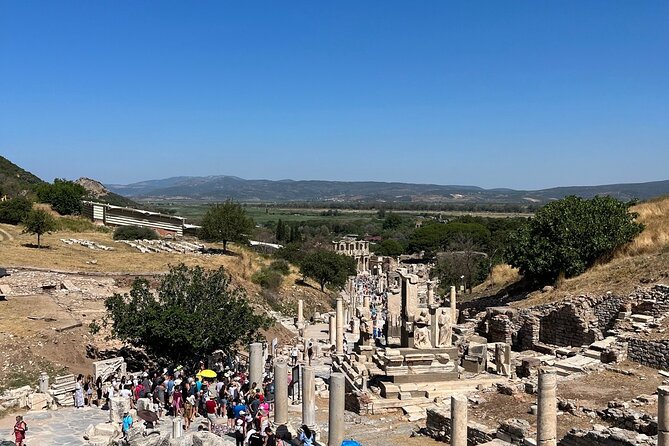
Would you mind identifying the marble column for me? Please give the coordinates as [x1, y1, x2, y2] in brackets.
[172, 417, 183, 438]
[427, 281, 434, 307]
[537, 368, 557, 446]
[450, 285, 457, 323]
[659, 386, 669, 446]
[39, 372, 49, 393]
[249, 342, 263, 389]
[329, 315, 336, 346]
[302, 366, 315, 428]
[328, 372, 345, 446]
[274, 362, 288, 425]
[336, 298, 344, 354]
[297, 299, 304, 325]
[451, 394, 467, 446]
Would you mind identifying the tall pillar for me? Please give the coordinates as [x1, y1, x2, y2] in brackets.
[274, 362, 288, 425]
[249, 343, 263, 389]
[329, 315, 336, 346]
[328, 372, 345, 446]
[297, 299, 304, 325]
[537, 368, 557, 446]
[172, 417, 183, 438]
[336, 298, 344, 354]
[659, 386, 669, 446]
[39, 372, 49, 393]
[451, 394, 467, 446]
[302, 366, 315, 428]
[450, 285, 457, 323]
[427, 281, 434, 307]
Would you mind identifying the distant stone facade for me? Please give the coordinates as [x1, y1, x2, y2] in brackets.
[333, 237, 370, 273]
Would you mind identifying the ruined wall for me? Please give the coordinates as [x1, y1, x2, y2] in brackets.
[558, 427, 655, 446]
[539, 302, 599, 347]
[626, 338, 669, 371]
[425, 408, 496, 445]
[594, 295, 626, 332]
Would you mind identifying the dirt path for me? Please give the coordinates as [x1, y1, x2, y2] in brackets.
[0, 227, 14, 242]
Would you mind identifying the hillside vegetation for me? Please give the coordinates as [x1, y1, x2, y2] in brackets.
[516, 196, 669, 307]
[0, 155, 45, 197]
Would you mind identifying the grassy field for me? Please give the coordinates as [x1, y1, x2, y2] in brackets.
[143, 201, 533, 225]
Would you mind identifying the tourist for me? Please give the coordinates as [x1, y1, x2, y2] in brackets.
[13, 415, 27, 446]
[307, 341, 314, 366]
[245, 419, 261, 446]
[290, 345, 298, 366]
[119, 384, 133, 409]
[298, 425, 314, 446]
[85, 375, 94, 406]
[234, 419, 245, 446]
[172, 385, 183, 417]
[204, 395, 217, 430]
[74, 374, 85, 408]
[95, 376, 103, 406]
[122, 410, 133, 439]
[264, 426, 277, 446]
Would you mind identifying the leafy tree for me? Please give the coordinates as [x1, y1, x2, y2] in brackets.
[433, 234, 487, 292]
[275, 219, 287, 242]
[382, 213, 404, 230]
[505, 196, 644, 284]
[373, 239, 405, 256]
[300, 250, 356, 292]
[35, 179, 86, 215]
[408, 221, 490, 256]
[199, 200, 254, 252]
[22, 208, 57, 248]
[104, 264, 273, 365]
[0, 197, 33, 225]
[113, 225, 159, 240]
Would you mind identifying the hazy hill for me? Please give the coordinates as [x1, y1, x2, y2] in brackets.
[107, 175, 669, 204]
[75, 177, 146, 209]
[0, 155, 45, 197]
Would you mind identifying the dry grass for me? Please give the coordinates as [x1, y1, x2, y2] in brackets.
[471, 264, 520, 297]
[617, 196, 669, 257]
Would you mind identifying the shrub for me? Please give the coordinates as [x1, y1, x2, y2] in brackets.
[0, 197, 33, 224]
[57, 216, 110, 233]
[35, 179, 86, 215]
[113, 225, 159, 240]
[251, 267, 283, 290]
[269, 259, 291, 275]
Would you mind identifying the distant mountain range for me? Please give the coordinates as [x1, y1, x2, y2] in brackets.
[106, 175, 669, 204]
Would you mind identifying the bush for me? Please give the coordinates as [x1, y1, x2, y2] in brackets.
[0, 197, 33, 224]
[269, 259, 291, 275]
[251, 268, 284, 290]
[505, 195, 644, 284]
[35, 179, 86, 215]
[113, 225, 159, 240]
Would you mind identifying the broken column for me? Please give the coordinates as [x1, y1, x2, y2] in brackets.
[537, 368, 557, 446]
[427, 280, 435, 307]
[328, 372, 345, 446]
[302, 366, 315, 428]
[336, 298, 344, 354]
[274, 362, 288, 425]
[450, 285, 457, 323]
[172, 417, 183, 439]
[451, 394, 467, 446]
[329, 315, 336, 346]
[297, 299, 304, 325]
[659, 386, 669, 446]
[249, 342, 263, 389]
[38, 372, 49, 393]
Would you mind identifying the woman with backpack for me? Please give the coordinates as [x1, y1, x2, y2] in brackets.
[14, 415, 27, 446]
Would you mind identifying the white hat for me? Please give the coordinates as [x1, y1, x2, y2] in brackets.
[236, 419, 243, 425]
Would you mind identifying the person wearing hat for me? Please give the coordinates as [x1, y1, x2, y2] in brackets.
[234, 418, 244, 446]
[121, 410, 133, 439]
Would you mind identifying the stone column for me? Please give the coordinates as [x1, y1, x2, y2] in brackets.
[450, 285, 457, 323]
[427, 281, 434, 307]
[363, 294, 370, 309]
[329, 315, 336, 346]
[172, 417, 183, 438]
[302, 366, 315, 428]
[659, 386, 669, 446]
[297, 299, 304, 325]
[38, 372, 49, 393]
[537, 368, 557, 446]
[274, 362, 288, 425]
[451, 394, 467, 446]
[303, 338, 310, 364]
[249, 342, 263, 389]
[336, 298, 344, 354]
[328, 372, 345, 446]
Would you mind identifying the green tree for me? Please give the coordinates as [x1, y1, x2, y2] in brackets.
[35, 179, 86, 215]
[0, 197, 33, 225]
[373, 239, 405, 256]
[275, 219, 286, 242]
[408, 221, 490, 256]
[382, 213, 404, 230]
[300, 250, 357, 292]
[22, 208, 57, 248]
[104, 264, 273, 365]
[505, 196, 644, 284]
[199, 200, 254, 252]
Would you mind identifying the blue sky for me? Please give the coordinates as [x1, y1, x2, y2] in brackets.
[1, 1, 668, 189]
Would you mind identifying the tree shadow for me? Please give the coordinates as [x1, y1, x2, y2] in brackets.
[21, 243, 51, 249]
[201, 247, 241, 257]
[460, 277, 538, 312]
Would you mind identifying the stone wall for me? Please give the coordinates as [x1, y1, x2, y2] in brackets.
[626, 338, 669, 371]
[558, 427, 655, 446]
[539, 302, 599, 347]
[425, 408, 496, 445]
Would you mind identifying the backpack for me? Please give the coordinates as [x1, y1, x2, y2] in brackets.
[341, 441, 361, 446]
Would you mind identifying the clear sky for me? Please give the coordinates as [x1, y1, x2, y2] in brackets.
[1, 1, 668, 190]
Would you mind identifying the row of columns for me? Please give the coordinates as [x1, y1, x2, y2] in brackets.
[273, 361, 345, 446]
